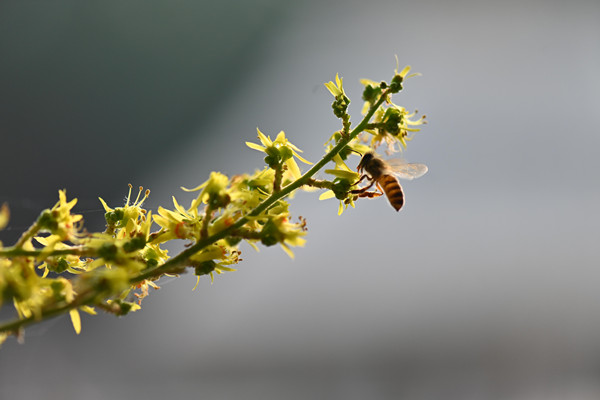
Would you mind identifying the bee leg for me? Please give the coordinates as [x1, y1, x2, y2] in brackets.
[352, 174, 369, 187]
[351, 178, 385, 199]
[350, 178, 375, 195]
[351, 181, 382, 198]
[356, 190, 382, 199]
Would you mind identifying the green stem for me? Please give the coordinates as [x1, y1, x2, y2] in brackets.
[306, 178, 335, 190]
[273, 164, 284, 193]
[14, 217, 42, 248]
[199, 205, 214, 240]
[0, 291, 96, 335]
[0, 246, 90, 258]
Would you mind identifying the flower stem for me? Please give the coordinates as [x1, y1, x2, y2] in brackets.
[0, 246, 90, 258]
[0, 291, 96, 335]
[306, 178, 334, 190]
[273, 164, 284, 193]
[14, 216, 42, 248]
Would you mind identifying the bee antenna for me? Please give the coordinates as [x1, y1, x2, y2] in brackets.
[347, 148, 363, 156]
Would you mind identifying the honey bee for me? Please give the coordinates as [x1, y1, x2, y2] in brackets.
[351, 152, 428, 211]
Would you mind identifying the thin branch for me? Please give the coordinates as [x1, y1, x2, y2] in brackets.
[0, 86, 392, 336]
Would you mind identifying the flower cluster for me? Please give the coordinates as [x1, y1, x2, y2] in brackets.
[317, 64, 427, 213]
[359, 65, 426, 154]
[0, 64, 427, 346]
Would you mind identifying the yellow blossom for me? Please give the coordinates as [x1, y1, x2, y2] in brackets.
[246, 129, 312, 181]
[182, 172, 230, 212]
[319, 154, 359, 215]
[152, 196, 202, 242]
[324, 73, 345, 97]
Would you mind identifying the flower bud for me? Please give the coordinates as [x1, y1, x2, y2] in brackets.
[195, 260, 217, 276]
[38, 210, 59, 232]
[123, 235, 146, 253]
[389, 74, 403, 93]
[260, 219, 283, 247]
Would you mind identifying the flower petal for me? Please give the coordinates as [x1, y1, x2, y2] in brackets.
[292, 151, 313, 165]
[285, 158, 302, 180]
[80, 306, 97, 315]
[319, 190, 336, 200]
[398, 65, 411, 78]
[172, 196, 188, 217]
[324, 79, 342, 97]
[180, 182, 207, 192]
[97, 198, 113, 213]
[275, 130, 287, 143]
[280, 243, 295, 259]
[256, 128, 273, 147]
[70, 309, 81, 335]
[246, 142, 266, 152]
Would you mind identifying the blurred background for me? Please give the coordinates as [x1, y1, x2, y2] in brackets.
[1, 0, 600, 399]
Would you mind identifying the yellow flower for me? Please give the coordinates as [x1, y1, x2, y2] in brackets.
[230, 170, 273, 210]
[182, 171, 230, 211]
[246, 129, 312, 181]
[152, 196, 202, 242]
[99, 184, 150, 240]
[319, 154, 359, 215]
[191, 240, 242, 286]
[362, 104, 426, 154]
[34, 190, 84, 257]
[34, 237, 86, 277]
[324, 73, 346, 97]
[395, 63, 421, 80]
[259, 215, 307, 259]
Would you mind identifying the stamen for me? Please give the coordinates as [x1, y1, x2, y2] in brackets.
[137, 189, 151, 207]
[133, 186, 143, 205]
[126, 183, 133, 206]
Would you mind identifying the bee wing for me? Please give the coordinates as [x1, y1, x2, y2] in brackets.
[385, 159, 428, 180]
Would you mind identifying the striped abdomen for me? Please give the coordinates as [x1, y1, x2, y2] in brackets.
[379, 175, 404, 211]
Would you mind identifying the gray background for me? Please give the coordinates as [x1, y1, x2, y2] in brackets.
[1, 1, 600, 399]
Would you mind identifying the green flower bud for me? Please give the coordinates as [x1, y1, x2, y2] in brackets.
[332, 179, 352, 200]
[362, 85, 382, 104]
[389, 74, 403, 93]
[332, 95, 350, 118]
[264, 146, 282, 167]
[110, 299, 138, 316]
[209, 192, 230, 209]
[98, 243, 118, 261]
[117, 301, 135, 315]
[279, 146, 293, 162]
[123, 236, 146, 253]
[195, 260, 217, 276]
[38, 210, 59, 232]
[50, 280, 65, 300]
[48, 257, 69, 273]
[260, 219, 283, 247]
[105, 208, 124, 225]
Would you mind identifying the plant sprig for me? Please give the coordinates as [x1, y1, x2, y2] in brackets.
[0, 65, 427, 346]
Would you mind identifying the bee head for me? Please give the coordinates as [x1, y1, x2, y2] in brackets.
[357, 152, 374, 172]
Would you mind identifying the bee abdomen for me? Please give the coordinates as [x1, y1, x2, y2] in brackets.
[380, 175, 404, 211]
